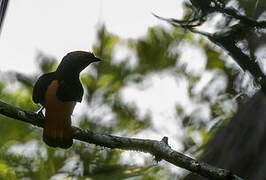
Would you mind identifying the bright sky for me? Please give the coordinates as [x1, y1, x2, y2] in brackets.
[0, 0, 183, 73]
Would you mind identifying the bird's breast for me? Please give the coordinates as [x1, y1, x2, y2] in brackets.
[45, 80, 76, 115]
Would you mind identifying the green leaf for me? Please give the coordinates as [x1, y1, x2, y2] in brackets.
[0, 160, 16, 180]
[206, 49, 225, 70]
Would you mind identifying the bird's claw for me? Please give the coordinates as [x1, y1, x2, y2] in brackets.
[36, 106, 45, 118]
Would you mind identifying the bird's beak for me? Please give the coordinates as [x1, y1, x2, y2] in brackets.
[93, 57, 102, 62]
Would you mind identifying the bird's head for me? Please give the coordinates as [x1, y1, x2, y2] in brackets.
[56, 51, 101, 79]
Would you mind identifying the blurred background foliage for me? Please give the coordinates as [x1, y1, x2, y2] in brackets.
[0, 10, 253, 179]
[0, 24, 245, 179]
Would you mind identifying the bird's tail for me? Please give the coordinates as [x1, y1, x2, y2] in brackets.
[44, 80, 76, 149]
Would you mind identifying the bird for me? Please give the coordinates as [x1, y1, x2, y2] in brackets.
[32, 51, 101, 149]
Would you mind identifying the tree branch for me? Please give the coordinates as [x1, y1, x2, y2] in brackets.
[154, 14, 266, 92]
[190, 0, 266, 28]
[0, 0, 9, 34]
[188, 28, 266, 82]
[214, 6, 266, 28]
[0, 100, 243, 179]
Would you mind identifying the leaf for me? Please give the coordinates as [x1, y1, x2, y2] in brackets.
[206, 49, 225, 70]
[97, 74, 115, 88]
[0, 160, 16, 180]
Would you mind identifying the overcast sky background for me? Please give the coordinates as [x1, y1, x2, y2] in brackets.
[0, 0, 183, 73]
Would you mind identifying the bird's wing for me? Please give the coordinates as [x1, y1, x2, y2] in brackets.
[57, 80, 84, 102]
[32, 72, 56, 106]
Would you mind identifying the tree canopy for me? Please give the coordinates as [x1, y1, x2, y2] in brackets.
[1, 0, 265, 179]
